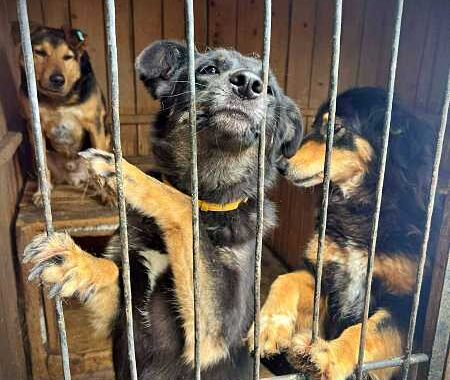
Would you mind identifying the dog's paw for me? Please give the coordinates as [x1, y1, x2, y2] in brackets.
[24, 232, 100, 302]
[79, 148, 116, 179]
[247, 313, 294, 357]
[288, 334, 353, 380]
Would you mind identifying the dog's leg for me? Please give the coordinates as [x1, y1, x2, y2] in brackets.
[288, 309, 403, 380]
[80, 149, 233, 368]
[247, 270, 326, 357]
[24, 232, 120, 337]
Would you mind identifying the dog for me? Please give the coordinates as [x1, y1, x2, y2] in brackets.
[248, 87, 436, 380]
[23, 40, 303, 379]
[17, 25, 112, 205]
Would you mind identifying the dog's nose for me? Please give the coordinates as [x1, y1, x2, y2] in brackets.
[49, 73, 65, 88]
[229, 70, 263, 100]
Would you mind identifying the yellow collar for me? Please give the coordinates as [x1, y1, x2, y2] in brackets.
[162, 177, 248, 212]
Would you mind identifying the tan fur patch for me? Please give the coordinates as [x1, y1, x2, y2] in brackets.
[374, 254, 418, 295]
[101, 157, 229, 368]
[287, 137, 373, 195]
[248, 270, 327, 356]
[289, 309, 403, 380]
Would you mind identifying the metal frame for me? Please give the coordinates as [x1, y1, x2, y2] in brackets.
[17, 0, 450, 379]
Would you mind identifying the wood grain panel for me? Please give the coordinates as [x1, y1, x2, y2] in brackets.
[236, 0, 263, 56]
[269, 0, 290, 88]
[207, 0, 238, 48]
[286, 0, 316, 108]
[132, 0, 162, 115]
[41, 0, 70, 27]
[70, 0, 109, 101]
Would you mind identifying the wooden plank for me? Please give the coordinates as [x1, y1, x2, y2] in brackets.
[162, 0, 184, 40]
[70, 0, 109, 102]
[414, 0, 444, 112]
[338, 0, 366, 92]
[0, 131, 22, 166]
[6, 0, 44, 24]
[426, 0, 450, 113]
[308, 0, 333, 109]
[194, 0, 207, 50]
[133, 0, 162, 114]
[357, 0, 387, 87]
[395, 0, 432, 107]
[286, 0, 316, 109]
[375, 0, 396, 88]
[137, 124, 151, 156]
[236, 0, 263, 56]
[121, 124, 138, 156]
[268, 0, 290, 88]
[41, 0, 70, 27]
[115, 0, 136, 116]
[207, 0, 238, 48]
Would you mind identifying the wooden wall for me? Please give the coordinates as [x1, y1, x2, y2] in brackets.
[0, 0, 27, 379]
[4, 0, 448, 267]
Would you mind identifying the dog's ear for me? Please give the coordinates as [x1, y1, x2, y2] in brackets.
[11, 21, 42, 45]
[64, 28, 88, 53]
[280, 96, 304, 158]
[135, 40, 191, 99]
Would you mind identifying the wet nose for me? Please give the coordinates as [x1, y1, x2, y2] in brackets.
[229, 69, 263, 100]
[49, 73, 65, 88]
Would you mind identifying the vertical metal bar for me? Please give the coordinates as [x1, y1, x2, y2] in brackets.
[355, 1, 405, 378]
[253, 1, 272, 379]
[16, 1, 72, 379]
[427, 248, 450, 380]
[104, 1, 137, 379]
[403, 67, 450, 379]
[184, 1, 201, 378]
[311, 0, 343, 342]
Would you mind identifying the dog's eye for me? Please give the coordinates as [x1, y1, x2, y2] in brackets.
[34, 50, 47, 57]
[198, 65, 219, 75]
[63, 54, 75, 61]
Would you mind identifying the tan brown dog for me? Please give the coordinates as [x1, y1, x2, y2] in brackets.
[18, 25, 112, 205]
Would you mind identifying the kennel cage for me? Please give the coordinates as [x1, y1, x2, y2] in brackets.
[0, 0, 449, 379]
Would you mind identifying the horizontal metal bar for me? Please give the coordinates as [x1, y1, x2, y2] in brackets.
[355, 0, 404, 378]
[104, 1, 137, 379]
[253, 1, 272, 379]
[312, 0, 343, 342]
[16, 1, 72, 379]
[363, 353, 429, 372]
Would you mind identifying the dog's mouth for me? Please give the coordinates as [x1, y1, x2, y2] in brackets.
[290, 171, 324, 188]
[212, 107, 253, 121]
[38, 83, 67, 97]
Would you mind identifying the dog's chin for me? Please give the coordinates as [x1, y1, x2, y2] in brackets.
[38, 84, 69, 98]
[207, 109, 258, 150]
[288, 171, 324, 188]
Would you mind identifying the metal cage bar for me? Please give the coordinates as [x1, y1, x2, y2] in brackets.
[104, 1, 138, 379]
[311, 0, 343, 342]
[252, 1, 272, 379]
[16, 1, 72, 379]
[184, 0, 202, 378]
[355, 0, 405, 378]
[427, 247, 450, 379]
[403, 67, 450, 380]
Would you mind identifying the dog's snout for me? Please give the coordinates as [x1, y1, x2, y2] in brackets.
[229, 70, 263, 100]
[49, 73, 65, 88]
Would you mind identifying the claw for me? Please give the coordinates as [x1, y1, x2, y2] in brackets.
[80, 285, 96, 303]
[48, 282, 63, 299]
[23, 234, 48, 263]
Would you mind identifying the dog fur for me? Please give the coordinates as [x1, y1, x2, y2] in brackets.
[250, 87, 436, 380]
[23, 40, 303, 380]
[18, 25, 112, 205]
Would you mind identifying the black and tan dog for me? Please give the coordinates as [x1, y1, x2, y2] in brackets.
[23, 40, 303, 379]
[248, 87, 436, 379]
[18, 25, 111, 205]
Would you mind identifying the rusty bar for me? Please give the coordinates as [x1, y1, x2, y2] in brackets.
[104, 1, 138, 379]
[355, 1, 405, 378]
[16, 0, 71, 379]
[403, 67, 450, 379]
[184, 0, 201, 378]
[311, 0, 343, 342]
